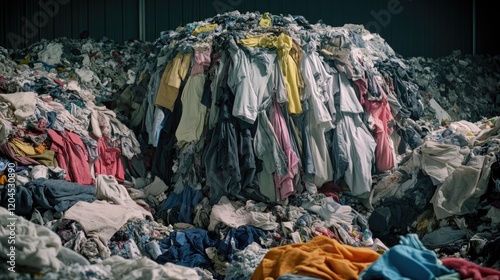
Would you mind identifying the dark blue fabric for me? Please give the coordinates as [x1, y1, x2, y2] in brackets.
[151, 82, 182, 185]
[157, 228, 218, 268]
[200, 76, 212, 108]
[157, 225, 268, 268]
[217, 225, 266, 262]
[369, 171, 435, 246]
[292, 104, 315, 179]
[46, 111, 58, 128]
[203, 98, 242, 205]
[158, 184, 203, 224]
[0, 185, 33, 216]
[25, 178, 96, 212]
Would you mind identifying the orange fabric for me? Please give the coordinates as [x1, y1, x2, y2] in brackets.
[251, 235, 380, 280]
[34, 144, 45, 154]
[0, 175, 7, 185]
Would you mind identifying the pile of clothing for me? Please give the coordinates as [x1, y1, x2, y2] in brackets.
[408, 50, 500, 122]
[4, 37, 152, 125]
[1, 10, 500, 280]
[131, 10, 423, 208]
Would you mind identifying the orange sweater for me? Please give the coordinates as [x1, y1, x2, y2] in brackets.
[251, 235, 380, 280]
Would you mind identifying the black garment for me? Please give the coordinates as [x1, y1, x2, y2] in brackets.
[0, 185, 33, 217]
[238, 127, 270, 203]
[204, 99, 242, 205]
[377, 60, 424, 120]
[369, 171, 435, 246]
[151, 85, 184, 185]
[396, 125, 423, 154]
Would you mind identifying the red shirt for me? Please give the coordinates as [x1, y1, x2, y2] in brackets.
[48, 129, 93, 185]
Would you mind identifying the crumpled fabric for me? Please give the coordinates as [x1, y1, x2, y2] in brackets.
[301, 196, 355, 227]
[64, 200, 152, 259]
[252, 235, 380, 280]
[272, 100, 300, 200]
[109, 218, 173, 260]
[203, 99, 242, 204]
[94, 136, 125, 182]
[25, 178, 96, 212]
[413, 140, 465, 185]
[0, 184, 34, 217]
[421, 227, 470, 250]
[225, 242, 269, 280]
[0, 92, 37, 123]
[38, 42, 63, 65]
[208, 196, 278, 231]
[48, 129, 93, 185]
[0, 207, 63, 272]
[331, 72, 376, 197]
[216, 225, 267, 262]
[157, 181, 204, 224]
[157, 228, 219, 268]
[359, 234, 456, 280]
[35, 255, 200, 280]
[192, 24, 218, 35]
[9, 137, 39, 156]
[0, 118, 12, 145]
[441, 258, 500, 280]
[142, 176, 169, 208]
[431, 153, 493, 219]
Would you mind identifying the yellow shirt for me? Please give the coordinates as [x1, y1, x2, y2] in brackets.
[239, 33, 302, 114]
[259, 12, 272, 27]
[155, 52, 192, 111]
[192, 24, 218, 35]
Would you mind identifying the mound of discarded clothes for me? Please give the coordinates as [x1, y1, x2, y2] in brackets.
[1, 10, 500, 280]
[408, 50, 500, 123]
[3, 37, 153, 125]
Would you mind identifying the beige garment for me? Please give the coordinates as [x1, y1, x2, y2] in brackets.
[0, 91, 37, 123]
[175, 74, 207, 144]
[0, 119, 12, 145]
[474, 117, 500, 146]
[208, 196, 278, 231]
[431, 153, 494, 220]
[65, 174, 152, 246]
[64, 200, 151, 247]
[143, 176, 169, 197]
[154, 52, 192, 111]
[95, 174, 132, 205]
[412, 140, 465, 185]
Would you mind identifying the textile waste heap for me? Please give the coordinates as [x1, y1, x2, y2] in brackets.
[1, 10, 499, 280]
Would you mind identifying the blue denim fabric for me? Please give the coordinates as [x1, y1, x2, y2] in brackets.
[157, 228, 218, 268]
[158, 183, 203, 224]
[25, 178, 96, 212]
[0, 185, 33, 216]
[217, 225, 266, 261]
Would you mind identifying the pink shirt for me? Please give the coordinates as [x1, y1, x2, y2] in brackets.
[354, 77, 395, 172]
[191, 43, 211, 76]
[272, 100, 300, 200]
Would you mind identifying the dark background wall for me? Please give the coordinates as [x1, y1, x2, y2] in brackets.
[0, 0, 495, 58]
